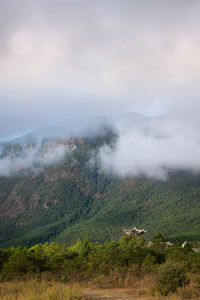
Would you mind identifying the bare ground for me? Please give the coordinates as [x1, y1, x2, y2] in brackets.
[83, 288, 161, 300]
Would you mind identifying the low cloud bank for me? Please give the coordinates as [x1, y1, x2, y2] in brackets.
[1, 112, 200, 180]
[98, 114, 200, 179]
[0, 140, 69, 176]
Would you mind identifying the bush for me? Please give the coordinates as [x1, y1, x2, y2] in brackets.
[141, 253, 157, 272]
[156, 261, 189, 295]
[1, 246, 33, 277]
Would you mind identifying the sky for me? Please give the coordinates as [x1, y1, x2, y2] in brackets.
[1, 0, 200, 139]
[1, 0, 200, 178]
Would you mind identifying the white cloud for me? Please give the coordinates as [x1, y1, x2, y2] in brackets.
[0, 141, 69, 176]
[98, 114, 200, 179]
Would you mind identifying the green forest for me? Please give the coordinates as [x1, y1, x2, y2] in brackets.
[1, 133, 200, 248]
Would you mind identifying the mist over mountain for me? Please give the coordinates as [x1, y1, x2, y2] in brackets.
[0, 114, 114, 176]
[1, 112, 200, 180]
[0, 113, 200, 247]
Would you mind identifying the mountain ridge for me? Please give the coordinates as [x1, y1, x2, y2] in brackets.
[0, 120, 200, 248]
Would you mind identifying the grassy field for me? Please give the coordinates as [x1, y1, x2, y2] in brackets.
[1, 274, 200, 300]
[0, 278, 83, 300]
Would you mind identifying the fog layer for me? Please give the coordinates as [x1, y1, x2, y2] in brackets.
[98, 114, 200, 179]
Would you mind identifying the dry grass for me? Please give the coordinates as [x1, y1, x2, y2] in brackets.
[1, 273, 200, 300]
[0, 278, 84, 300]
[87, 271, 200, 299]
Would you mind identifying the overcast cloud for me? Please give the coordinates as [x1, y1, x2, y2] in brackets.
[1, 0, 200, 177]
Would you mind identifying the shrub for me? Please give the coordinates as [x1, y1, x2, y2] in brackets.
[156, 261, 189, 295]
[141, 253, 157, 272]
[1, 247, 33, 277]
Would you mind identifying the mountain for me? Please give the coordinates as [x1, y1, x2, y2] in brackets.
[0, 118, 200, 248]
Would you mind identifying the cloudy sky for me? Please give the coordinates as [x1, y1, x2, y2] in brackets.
[1, 0, 200, 178]
[0, 0, 200, 140]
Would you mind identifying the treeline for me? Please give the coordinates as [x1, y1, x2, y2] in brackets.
[1, 234, 200, 296]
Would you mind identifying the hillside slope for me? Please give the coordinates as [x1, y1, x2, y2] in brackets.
[0, 130, 200, 247]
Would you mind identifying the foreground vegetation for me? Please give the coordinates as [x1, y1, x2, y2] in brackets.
[0, 279, 83, 300]
[1, 234, 200, 298]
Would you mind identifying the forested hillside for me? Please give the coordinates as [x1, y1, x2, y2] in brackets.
[0, 129, 200, 248]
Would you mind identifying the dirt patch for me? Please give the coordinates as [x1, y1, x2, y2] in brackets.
[83, 288, 152, 300]
[83, 287, 165, 300]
